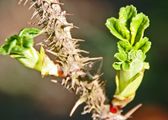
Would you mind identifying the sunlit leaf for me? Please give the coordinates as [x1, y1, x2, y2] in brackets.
[106, 18, 130, 41]
[119, 5, 137, 28]
[19, 28, 41, 38]
[118, 71, 144, 98]
[113, 62, 122, 70]
[0, 35, 19, 55]
[122, 62, 130, 71]
[21, 36, 34, 48]
[117, 41, 132, 52]
[0, 28, 41, 69]
[34, 47, 45, 71]
[106, 5, 151, 107]
[134, 37, 151, 53]
[130, 13, 149, 45]
[114, 51, 127, 62]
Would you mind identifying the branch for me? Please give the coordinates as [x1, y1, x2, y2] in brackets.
[19, 0, 127, 119]
[0, 1, 152, 120]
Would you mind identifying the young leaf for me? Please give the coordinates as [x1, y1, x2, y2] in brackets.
[113, 62, 122, 70]
[0, 35, 19, 55]
[114, 74, 121, 95]
[106, 18, 130, 41]
[0, 28, 41, 69]
[136, 50, 146, 61]
[0, 47, 6, 54]
[117, 71, 144, 98]
[128, 49, 137, 60]
[117, 41, 132, 52]
[134, 37, 151, 53]
[34, 47, 45, 71]
[106, 5, 151, 108]
[130, 13, 150, 45]
[122, 62, 130, 71]
[114, 51, 127, 62]
[19, 28, 41, 38]
[21, 36, 34, 48]
[119, 5, 137, 28]
[17, 48, 39, 68]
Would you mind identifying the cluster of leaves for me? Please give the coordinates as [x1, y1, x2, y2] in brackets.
[106, 5, 151, 71]
[0, 28, 45, 71]
[0, 28, 61, 77]
[106, 5, 151, 107]
[0, 28, 40, 55]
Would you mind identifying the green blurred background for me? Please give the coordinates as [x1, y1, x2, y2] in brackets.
[0, 0, 168, 120]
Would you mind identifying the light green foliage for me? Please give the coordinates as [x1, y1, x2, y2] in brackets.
[106, 5, 151, 107]
[0, 28, 60, 77]
[0, 28, 42, 70]
[130, 13, 149, 45]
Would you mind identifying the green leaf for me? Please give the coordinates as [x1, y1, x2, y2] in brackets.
[141, 41, 151, 53]
[108, 5, 151, 107]
[136, 50, 146, 61]
[18, 48, 39, 69]
[0, 28, 42, 69]
[122, 62, 130, 71]
[128, 49, 137, 60]
[0, 28, 41, 56]
[0, 47, 5, 54]
[114, 51, 127, 62]
[130, 13, 150, 45]
[119, 5, 137, 28]
[106, 18, 130, 41]
[10, 46, 24, 54]
[144, 62, 150, 69]
[0, 35, 19, 55]
[134, 37, 151, 53]
[113, 62, 122, 70]
[21, 36, 34, 48]
[118, 41, 132, 52]
[19, 28, 41, 38]
[128, 49, 145, 61]
[118, 71, 144, 98]
[115, 73, 120, 95]
[34, 47, 45, 71]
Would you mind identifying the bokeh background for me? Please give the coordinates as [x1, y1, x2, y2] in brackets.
[0, 0, 168, 120]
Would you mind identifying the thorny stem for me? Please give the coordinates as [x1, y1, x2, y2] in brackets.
[18, 0, 141, 120]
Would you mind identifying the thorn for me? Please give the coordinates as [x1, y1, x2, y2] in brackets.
[31, 11, 39, 19]
[96, 57, 103, 75]
[24, 0, 29, 6]
[87, 57, 103, 61]
[79, 50, 89, 54]
[36, 42, 44, 47]
[46, 49, 58, 56]
[29, 2, 37, 10]
[66, 85, 70, 89]
[51, 79, 58, 83]
[65, 13, 74, 16]
[73, 38, 85, 42]
[51, 2, 64, 6]
[70, 96, 87, 117]
[124, 104, 142, 119]
[73, 25, 79, 29]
